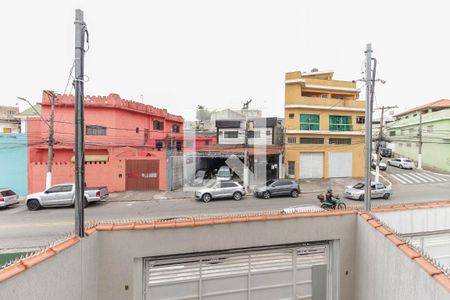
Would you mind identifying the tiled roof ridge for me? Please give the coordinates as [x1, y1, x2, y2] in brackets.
[359, 211, 450, 292]
[396, 99, 450, 117]
[0, 201, 449, 284]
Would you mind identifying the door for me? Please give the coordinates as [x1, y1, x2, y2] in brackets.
[143, 243, 329, 300]
[126, 160, 159, 190]
[299, 153, 324, 179]
[328, 152, 352, 178]
[373, 183, 386, 198]
[221, 182, 237, 198]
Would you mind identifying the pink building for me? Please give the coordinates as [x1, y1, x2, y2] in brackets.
[28, 92, 183, 193]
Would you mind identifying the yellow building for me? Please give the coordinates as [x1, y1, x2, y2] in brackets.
[284, 70, 365, 179]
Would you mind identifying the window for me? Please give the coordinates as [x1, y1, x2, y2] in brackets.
[222, 182, 238, 188]
[320, 94, 329, 98]
[427, 125, 434, 133]
[266, 130, 271, 136]
[398, 142, 403, 147]
[389, 131, 396, 137]
[356, 116, 365, 124]
[300, 138, 324, 144]
[406, 143, 411, 147]
[300, 114, 320, 130]
[288, 161, 295, 176]
[155, 140, 164, 151]
[400, 129, 405, 136]
[172, 125, 180, 133]
[408, 128, 414, 136]
[176, 140, 182, 151]
[287, 137, 296, 144]
[329, 138, 351, 145]
[136, 127, 140, 133]
[376, 184, 385, 190]
[224, 131, 238, 138]
[153, 120, 164, 130]
[46, 185, 72, 193]
[204, 140, 209, 145]
[329, 116, 352, 131]
[86, 125, 106, 136]
[144, 129, 149, 144]
[248, 131, 260, 138]
[288, 113, 295, 119]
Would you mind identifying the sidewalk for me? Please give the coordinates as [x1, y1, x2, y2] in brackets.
[108, 177, 363, 202]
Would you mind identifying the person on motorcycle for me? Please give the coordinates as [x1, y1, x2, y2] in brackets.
[325, 188, 337, 205]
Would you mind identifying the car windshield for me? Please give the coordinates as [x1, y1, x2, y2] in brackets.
[1, 190, 15, 196]
[404, 160, 412, 163]
[265, 179, 275, 186]
[353, 183, 364, 189]
[217, 170, 230, 177]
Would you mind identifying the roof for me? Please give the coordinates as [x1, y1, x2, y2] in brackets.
[16, 104, 42, 117]
[396, 99, 450, 117]
[1, 201, 450, 292]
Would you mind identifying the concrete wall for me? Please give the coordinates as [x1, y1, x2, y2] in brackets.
[374, 207, 450, 234]
[0, 236, 98, 300]
[97, 214, 357, 300]
[354, 217, 448, 300]
[0, 133, 28, 195]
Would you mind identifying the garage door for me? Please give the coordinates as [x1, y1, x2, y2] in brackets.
[126, 160, 159, 190]
[143, 244, 329, 300]
[328, 152, 352, 178]
[300, 153, 324, 179]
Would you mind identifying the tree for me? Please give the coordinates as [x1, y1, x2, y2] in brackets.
[196, 105, 212, 121]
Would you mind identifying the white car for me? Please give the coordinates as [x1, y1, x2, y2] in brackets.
[216, 166, 232, 181]
[0, 188, 20, 208]
[387, 158, 415, 169]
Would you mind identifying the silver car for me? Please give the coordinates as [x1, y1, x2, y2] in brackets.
[344, 182, 392, 201]
[0, 188, 20, 208]
[387, 158, 415, 169]
[195, 181, 245, 203]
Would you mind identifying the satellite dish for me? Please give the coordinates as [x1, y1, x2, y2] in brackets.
[311, 68, 319, 72]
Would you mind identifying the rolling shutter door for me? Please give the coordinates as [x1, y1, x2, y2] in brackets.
[328, 152, 352, 178]
[299, 153, 324, 179]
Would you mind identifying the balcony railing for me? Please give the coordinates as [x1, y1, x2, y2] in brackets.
[329, 124, 353, 131]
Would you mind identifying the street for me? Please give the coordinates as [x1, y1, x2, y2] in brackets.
[1, 167, 449, 251]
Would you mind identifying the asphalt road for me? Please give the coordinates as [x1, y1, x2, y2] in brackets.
[1, 166, 449, 251]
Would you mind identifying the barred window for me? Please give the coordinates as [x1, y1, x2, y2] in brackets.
[153, 120, 164, 130]
[172, 125, 180, 133]
[329, 138, 351, 145]
[86, 125, 106, 136]
[224, 131, 238, 138]
[287, 137, 296, 144]
[389, 131, 396, 136]
[300, 138, 324, 144]
[288, 161, 295, 176]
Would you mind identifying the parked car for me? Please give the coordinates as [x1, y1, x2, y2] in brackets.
[0, 188, 20, 209]
[380, 148, 392, 158]
[26, 183, 109, 210]
[344, 182, 392, 201]
[254, 179, 301, 199]
[191, 169, 213, 186]
[216, 166, 232, 181]
[371, 161, 387, 171]
[195, 181, 245, 203]
[387, 158, 415, 169]
[282, 204, 324, 214]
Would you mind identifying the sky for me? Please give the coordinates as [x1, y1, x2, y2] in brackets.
[1, 0, 450, 120]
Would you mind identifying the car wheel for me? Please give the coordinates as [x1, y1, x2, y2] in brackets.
[233, 192, 242, 201]
[359, 194, 364, 201]
[202, 193, 212, 203]
[337, 203, 346, 209]
[83, 197, 89, 208]
[399, 164, 403, 169]
[290, 190, 299, 198]
[320, 204, 328, 209]
[27, 199, 41, 211]
[262, 191, 271, 199]
[383, 193, 390, 200]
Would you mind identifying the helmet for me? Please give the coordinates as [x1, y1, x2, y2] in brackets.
[327, 188, 333, 193]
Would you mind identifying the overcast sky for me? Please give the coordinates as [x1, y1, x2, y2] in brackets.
[2, 1, 450, 120]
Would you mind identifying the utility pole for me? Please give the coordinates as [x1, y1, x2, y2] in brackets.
[242, 99, 252, 192]
[44, 90, 56, 189]
[74, 9, 87, 238]
[374, 105, 397, 182]
[364, 43, 373, 211]
[418, 111, 423, 169]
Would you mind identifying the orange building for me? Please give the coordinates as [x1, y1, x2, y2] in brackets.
[27, 92, 183, 193]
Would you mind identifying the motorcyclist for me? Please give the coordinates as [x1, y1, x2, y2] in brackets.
[325, 188, 337, 205]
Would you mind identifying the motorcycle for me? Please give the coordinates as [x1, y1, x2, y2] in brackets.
[317, 193, 347, 210]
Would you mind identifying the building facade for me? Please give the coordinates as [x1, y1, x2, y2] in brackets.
[284, 70, 366, 179]
[0, 106, 20, 133]
[386, 99, 450, 172]
[27, 92, 183, 193]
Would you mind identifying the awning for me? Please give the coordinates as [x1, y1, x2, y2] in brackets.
[71, 155, 109, 162]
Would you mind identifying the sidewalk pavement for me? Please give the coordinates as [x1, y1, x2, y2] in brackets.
[108, 177, 364, 202]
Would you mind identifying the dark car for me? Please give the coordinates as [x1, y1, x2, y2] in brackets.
[254, 179, 301, 199]
[380, 148, 392, 158]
